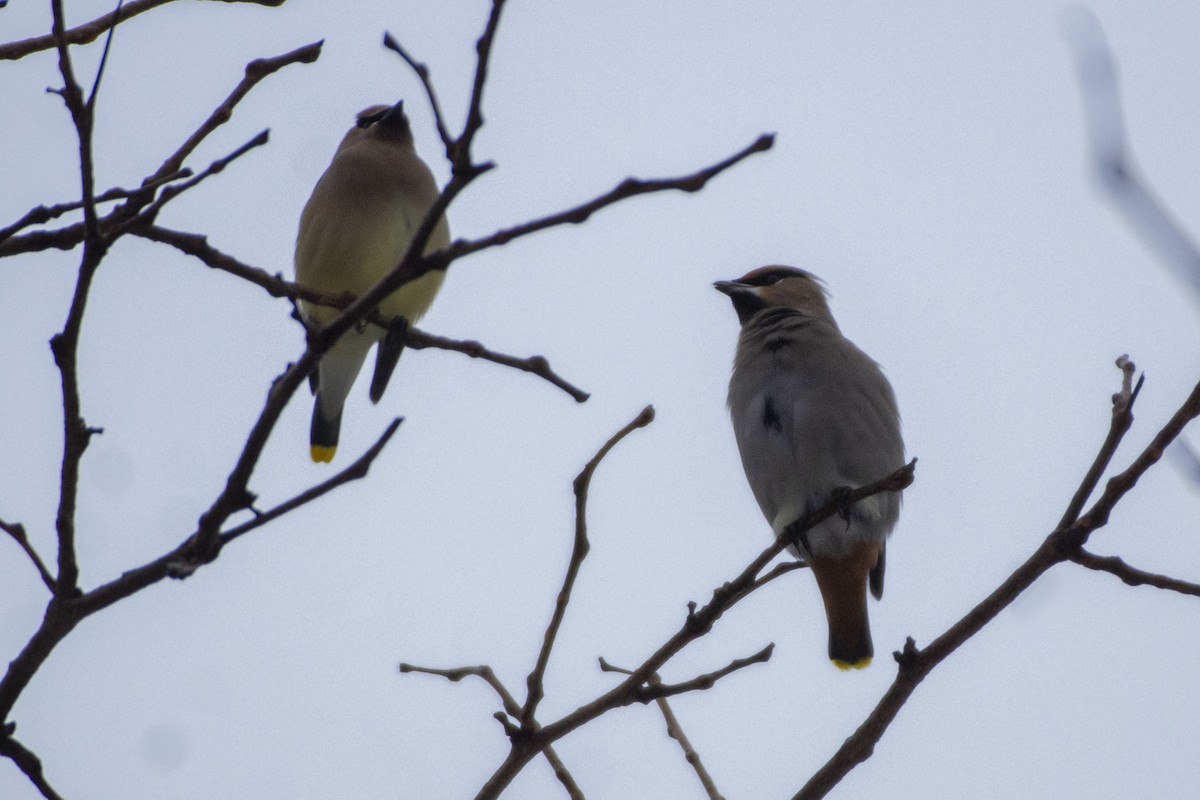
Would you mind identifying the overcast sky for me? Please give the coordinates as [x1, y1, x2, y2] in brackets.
[3, 2, 1200, 798]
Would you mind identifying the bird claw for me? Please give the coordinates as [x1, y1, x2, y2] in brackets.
[792, 525, 813, 556]
[830, 486, 854, 529]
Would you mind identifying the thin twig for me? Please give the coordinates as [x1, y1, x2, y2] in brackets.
[86, 0, 123, 111]
[457, 0, 506, 171]
[406, 329, 590, 402]
[1070, 548, 1200, 597]
[0, 731, 66, 800]
[1062, 7, 1200, 305]
[339, 133, 775, 327]
[401, 664, 522, 718]
[0, 520, 57, 594]
[382, 32, 453, 151]
[0, 171, 190, 245]
[146, 41, 321, 186]
[0, 42, 321, 259]
[741, 559, 807, 598]
[595, 659, 727, 800]
[130, 224, 303, 293]
[130, 225, 590, 402]
[522, 406, 656, 728]
[1057, 354, 1141, 527]
[0, 0, 290, 61]
[217, 419, 402, 547]
[635, 644, 774, 702]
[127, 129, 270, 229]
[1075, 377, 1200, 532]
[436, 135, 775, 278]
[655, 696, 725, 800]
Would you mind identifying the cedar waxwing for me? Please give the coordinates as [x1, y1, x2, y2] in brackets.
[716, 266, 904, 670]
[295, 101, 450, 463]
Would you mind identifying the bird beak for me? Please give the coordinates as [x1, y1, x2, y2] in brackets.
[381, 100, 406, 125]
[715, 279, 768, 324]
[714, 280, 749, 297]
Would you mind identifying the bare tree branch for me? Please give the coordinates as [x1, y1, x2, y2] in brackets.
[1058, 354, 1141, 527]
[1074, 377, 1200, 533]
[85, 0, 124, 111]
[0, 41, 320, 260]
[125, 129, 270, 229]
[150, 41, 321, 186]
[0, 0, 289, 62]
[596, 659, 727, 800]
[0, 169, 190, 245]
[49, 0, 110, 596]
[1069, 548, 1200, 597]
[472, 460, 917, 799]
[397, 663, 585, 799]
[457, 0, 506, 172]
[404, 329, 590, 403]
[382, 32, 453, 152]
[0, 29, 325, 756]
[634, 644, 775, 703]
[744, 559, 807, 596]
[0, 601, 81, 722]
[0, 417, 403, 727]
[217, 418, 401, 547]
[522, 405, 657, 728]
[132, 222, 595, 401]
[129, 223, 301, 294]
[1062, 7, 1200, 305]
[432, 134, 776, 279]
[653, 694, 725, 800]
[2, 3, 775, 793]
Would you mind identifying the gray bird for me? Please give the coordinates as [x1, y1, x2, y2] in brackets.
[716, 266, 904, 670]
[295, 101, 450, 463]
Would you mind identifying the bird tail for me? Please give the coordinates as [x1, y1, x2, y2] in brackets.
[310, 401, 342, 463]
[307, 334, 374, 464]
[808, 541, 883, 670]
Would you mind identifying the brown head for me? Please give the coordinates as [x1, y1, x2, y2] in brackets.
[714, 265, 837, 328]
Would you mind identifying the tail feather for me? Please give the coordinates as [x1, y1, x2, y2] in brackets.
[310, 400, 342, 463]
[808, 541, 882, 670]
[307, 334, 373, 463]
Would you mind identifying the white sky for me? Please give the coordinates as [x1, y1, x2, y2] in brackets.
[3, 2, 1200, 798]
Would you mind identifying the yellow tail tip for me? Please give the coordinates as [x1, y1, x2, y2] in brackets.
[310, 445, 336, 463]
[832, 657, 872, 671]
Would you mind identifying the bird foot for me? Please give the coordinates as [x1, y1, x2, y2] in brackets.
[830, 486, 854, 530]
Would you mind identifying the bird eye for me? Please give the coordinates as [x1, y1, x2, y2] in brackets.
[759, 274, 783, 286]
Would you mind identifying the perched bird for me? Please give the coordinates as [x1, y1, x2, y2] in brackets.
[716, 266, 904, 670]
[295, 100, 450, 463]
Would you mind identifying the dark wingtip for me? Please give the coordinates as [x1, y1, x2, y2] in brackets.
[370, 318, 409, 404]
